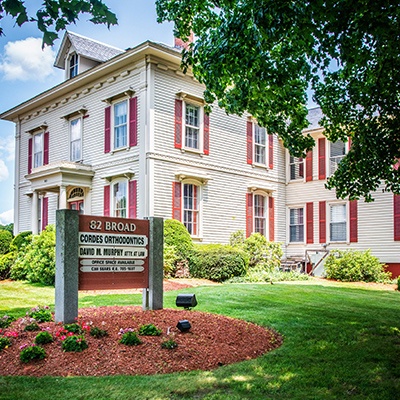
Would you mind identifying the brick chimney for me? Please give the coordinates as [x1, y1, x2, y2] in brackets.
[174, 32, 194, 50]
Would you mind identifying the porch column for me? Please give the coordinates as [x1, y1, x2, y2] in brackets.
[31, 190, 39, 234]
[59, 185, 67, 209]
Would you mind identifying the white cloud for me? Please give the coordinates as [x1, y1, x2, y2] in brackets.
[0, 134, 15, 161]
[0, 159, 9, 181]
[0, 209, 13, 225]
[0, 37, 55, 81]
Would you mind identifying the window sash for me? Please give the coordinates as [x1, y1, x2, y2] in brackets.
[289, 156, 304, 180]
[113, 181, 127, 218]
[69, 54, 78, 78]
[254, 194, 266, 236]
[183, 183, 199, 235]
[33, 133, 43, 168]
[330, 204, 347, 241]
[254, 125, 266, 165]
[289, 208, 304, 242]
[330, 140, 346, 174]
[70, 118, 82, 161]
[114, 100, 128, 149]
[185, 103, 200, 150]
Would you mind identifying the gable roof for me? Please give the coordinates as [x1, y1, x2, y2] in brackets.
[54, 31, 124, 69]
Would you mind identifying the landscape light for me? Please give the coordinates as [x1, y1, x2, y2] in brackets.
[176, 319, 191, 332]
[175, 294, 197, 310]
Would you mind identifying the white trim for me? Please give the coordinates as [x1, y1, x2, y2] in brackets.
[287, 205, 305, 244]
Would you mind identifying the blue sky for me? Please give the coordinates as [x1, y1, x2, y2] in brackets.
[0, 0, 174, 225]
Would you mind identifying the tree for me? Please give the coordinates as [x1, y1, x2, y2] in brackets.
[0, 0, 117, 45]
[156, 0, 400, 201]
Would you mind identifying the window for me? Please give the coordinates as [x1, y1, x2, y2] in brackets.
[69, 54, 78, 78]
[254, 194, 267, 236]
[289, 208, 304, 242]
[183, 183, 199, 235]
[289, 156, 304, 180]
[330, 140, 346, 175]
[185, 103, 200, 150]
[112, 180, 127, 218]
[254, 124, 266, 165]
[70, 118, 82, 161]
[33, 132, 44, 168]
[113, 100, 128, 149]
[330, 203, 347, 242]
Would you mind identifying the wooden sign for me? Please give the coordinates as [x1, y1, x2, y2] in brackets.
[78, 215, 149, 290]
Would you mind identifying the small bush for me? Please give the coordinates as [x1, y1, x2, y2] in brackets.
[0, 337, 11, 351]
[138, 324, 162, 336]
[24, 322, 40, 332]
[10, 231, 32, 251]
[325, 249, 392, 283]
[188, 244, 248, 282]
[28, 306, 52, 323]
[164, 219, 193, 261]
[62, 335, 88, 352]
[0, 251, 16, 280]
[64, 323, 83, 335]
[119, 330, 142, 346]
[0, 230, 13, 255]
[229, 269, 309, 283]
[0, 314, 15, 329]
[161, 338, 178, 349]
[20, 345, 46, 363]
[34, 331, 53, 345]
[163, 244, 179, 277]
[397, 277, 400, 291]
[89, 326, 108, 339]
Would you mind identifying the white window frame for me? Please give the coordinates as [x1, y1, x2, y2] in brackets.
[111, 178, 128, 218]
[253, 193, 268, 237]
[179, 178, 203, 238]
[69, 117, 82, 162]
[329, 202, 347, 243]
[112, 99, 128, 150]
[182, 100, 204, 154]
[253, 123, 267, 166]
[289, 155, 304, 181]
[69, 53, 78, 79]
[329, 140, 348, 176]
[33, 131, 44, 169]
[288, 207, 305, 243]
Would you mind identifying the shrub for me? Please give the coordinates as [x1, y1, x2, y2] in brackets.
[0, 230, 13, 255]
[20, 345, 46, 363]
[28, 306, 52, 323]
[0, 337, 11, 351]
[24, 322, 40, 332]
[11, 225, 55, 285]
[10, 231, 32, 251]
[119, 329, 142, 346]
[0, 251, 16, 280]
[188, 244, 248, 282]
[0, 314, 15, 329]
[89, 326, 108, 338]
[164, 219, 193, 261]
[397, 277, 400, 291]
[161, 338, 178, 349]
[163, 244, 179, 277]
[64, 323, 83, 335]
[138, 324, 162, 336]
[62, 335, 88, 352]
[34, 331, 53, 345]
[229, 269, 310, 283]
[0, 223, 13, 235]
[325, 249, 392, 283]
[229, 230, 246, 248]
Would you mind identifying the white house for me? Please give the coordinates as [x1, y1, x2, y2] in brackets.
[1, 32, 399, 278]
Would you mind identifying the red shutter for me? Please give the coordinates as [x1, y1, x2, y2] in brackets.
[129, 97, 138, 147]
[394, 195, 400, 241]
[172, 182, 182, 221]
[104, 106, 111, 153]
[28, 138, 33, 174]
[319, 201, 326, 243]
[268, 134, 274, 169]
[42, 197, 48, 231]
[246, 121, 253, 164]
[203, 113, 210, 155]
[104, 185, 110, 216]
[246, 193, 253, 238]
[306, 150, 313, 181]
[269, 196, 275, 241]
[128, 180, 137, 219]
[318, 138, 326, 180]
[349, 200, 358, 243]
[306, 202, 314, 244]
[43, 132, 49, 165]
[175, 99, 183, 149]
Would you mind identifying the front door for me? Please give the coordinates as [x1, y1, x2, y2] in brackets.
[69, 200, 84, 214]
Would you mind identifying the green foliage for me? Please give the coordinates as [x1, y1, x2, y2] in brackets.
[0, 223, 13, 235]
[138, 324, 162, 336]
[11, 225, 56, 286]
[0, 251, 16, 280]
[64, 323, 83, 335]
[0, 1, 117, 45]
[163, 244, 179, 277]
[325, 249, 392, 283]
[397, 277, 400, 291]
[164, 219, 194, 261]
[119, 330, 142, 346]
[20, 345, 46, 363]
[0, 314, 15, 329]
[161, 338, 178, 349]
[10, 231, 32, 251]
[62, 335, 88, 352]
[188, 244, 248, 282]
[156, 0, 400, 201]
[0, 230, 12, 255]
[34, 331, 53, 345]
[229, 230, 245, 248]
[89, 326, 108, 339]
[24, 322, 40, 332]
[229, 269, 309, 283]
[0, 336, 11, 351]
[28, 306, 52, 323]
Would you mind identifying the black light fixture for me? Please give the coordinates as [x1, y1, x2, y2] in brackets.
[176, 294, 197, 310]
[176, 319, 191, 332]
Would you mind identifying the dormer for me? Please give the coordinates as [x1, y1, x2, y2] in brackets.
[54, 31, 124, 80]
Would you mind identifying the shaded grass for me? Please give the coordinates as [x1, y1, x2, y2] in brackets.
[0, 281, 399, 399]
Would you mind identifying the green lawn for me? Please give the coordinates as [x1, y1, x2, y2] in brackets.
[0, 280, 399, 399]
